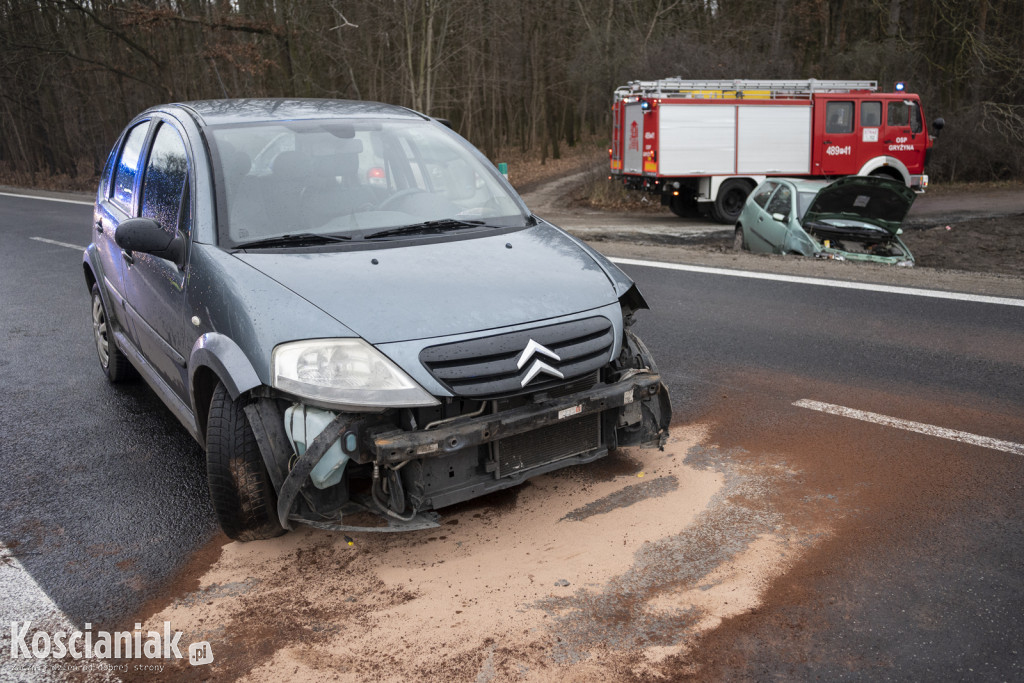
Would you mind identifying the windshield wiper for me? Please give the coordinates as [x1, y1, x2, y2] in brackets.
[233, 232, 353, 249]
[361, 219, 486, 240]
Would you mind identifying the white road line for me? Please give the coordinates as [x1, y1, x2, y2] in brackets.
[609, 257, 1024, 308]
[30, 236, 85, 251]
[794, 399, 1024, 456]
[0, 543, 76, 682]
[0, 190, 92, 206]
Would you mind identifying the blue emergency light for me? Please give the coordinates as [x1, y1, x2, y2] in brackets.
[640, 100, 652, 111]
[895, 81, 906, 92]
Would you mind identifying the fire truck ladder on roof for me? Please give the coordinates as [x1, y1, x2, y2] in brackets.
[614, 78, 878, 101]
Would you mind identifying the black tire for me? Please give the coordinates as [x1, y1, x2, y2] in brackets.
[206, 382, 285, 541]
[668, 194, 699, 218]
[733, 225, 746, 252]
[711, 179, 750, 224]
[90, 283, 134, 383]
[869, 169, 905, 185]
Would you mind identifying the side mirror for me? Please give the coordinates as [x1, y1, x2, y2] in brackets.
[115, 217, 185, 268]
[772, 213, 786, 222]
[932, 117, 945, 138]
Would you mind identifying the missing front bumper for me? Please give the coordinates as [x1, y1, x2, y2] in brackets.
[366, 372, 669, 464]
[247, 372, 671, 532]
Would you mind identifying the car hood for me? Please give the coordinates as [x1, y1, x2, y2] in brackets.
[233, 223, 621, 344]
[803, 175, 917, 235]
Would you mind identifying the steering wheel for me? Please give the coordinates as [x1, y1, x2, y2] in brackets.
[378, 188, 426, 211]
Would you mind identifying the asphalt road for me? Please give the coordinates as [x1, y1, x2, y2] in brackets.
[1, 192, 1022, 679]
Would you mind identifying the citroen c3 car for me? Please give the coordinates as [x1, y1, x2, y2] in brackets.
[84, 99, 671, 541]
[734, 175, 917, 266]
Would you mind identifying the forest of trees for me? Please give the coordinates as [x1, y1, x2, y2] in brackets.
[1, 0, 1022, 189]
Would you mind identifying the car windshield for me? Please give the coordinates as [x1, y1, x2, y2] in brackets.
[208, 119, 528, 247]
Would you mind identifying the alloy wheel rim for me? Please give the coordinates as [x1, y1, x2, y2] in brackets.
[92, 295, 109, 367]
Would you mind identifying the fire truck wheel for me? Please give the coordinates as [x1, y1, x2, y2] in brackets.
[733, 225, 746, 251]
[712, 180, 750, 224]
[669, 194, 700, 218]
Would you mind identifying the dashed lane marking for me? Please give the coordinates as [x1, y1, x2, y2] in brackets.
[794, 399, 1024, 456]
[30, 236, 85, 251]
[610, 257, 1024, 308]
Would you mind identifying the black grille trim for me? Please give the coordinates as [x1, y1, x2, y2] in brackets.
[420, 317, 614, 399]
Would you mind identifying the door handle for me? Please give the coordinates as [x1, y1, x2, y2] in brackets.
[95, 221, 103, 234]
[121, 250, 134, 265]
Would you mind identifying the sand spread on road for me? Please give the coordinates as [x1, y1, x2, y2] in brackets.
[130, 424, 822, 681]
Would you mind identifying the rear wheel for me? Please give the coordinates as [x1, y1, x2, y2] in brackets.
[206, 382, 285, 541]
[711, 179, 750, 224]
[90, 283, 133, 382]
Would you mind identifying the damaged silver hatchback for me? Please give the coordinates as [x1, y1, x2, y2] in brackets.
[84, 99, 671, 540]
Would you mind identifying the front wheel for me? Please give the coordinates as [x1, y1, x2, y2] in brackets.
[733, 225, 746, 252]
[90, 283, 133, 383]
[206, 382, 285, 541]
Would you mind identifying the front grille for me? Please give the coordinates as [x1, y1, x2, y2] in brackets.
[495, 412, 601, 477]
[420, 317, 614, 399]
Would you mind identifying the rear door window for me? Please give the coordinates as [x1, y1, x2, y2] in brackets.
[112, 123, 150, 211]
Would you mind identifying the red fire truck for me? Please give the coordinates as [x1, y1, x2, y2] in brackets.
[609, 78, 943, 223]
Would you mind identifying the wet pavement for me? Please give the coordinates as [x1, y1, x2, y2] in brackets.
[1, 190, 1022, 680]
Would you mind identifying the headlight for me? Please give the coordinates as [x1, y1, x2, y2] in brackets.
[272, 339, 439, 409]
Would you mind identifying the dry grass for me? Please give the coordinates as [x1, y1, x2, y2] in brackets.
[0, 161, 99, 193]
[925, 178, 1024, 196]
[568, 167, 667, 212]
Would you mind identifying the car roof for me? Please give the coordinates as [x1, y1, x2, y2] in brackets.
[163, 98, 426, 127]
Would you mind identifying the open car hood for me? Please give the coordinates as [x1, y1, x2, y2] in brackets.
[803, 175, 917, 235]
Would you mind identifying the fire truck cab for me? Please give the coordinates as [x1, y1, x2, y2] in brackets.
[609, 79, 942, 224]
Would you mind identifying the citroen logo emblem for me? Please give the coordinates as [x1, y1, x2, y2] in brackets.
[517, 339, 563, 387]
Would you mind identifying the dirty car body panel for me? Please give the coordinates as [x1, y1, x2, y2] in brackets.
[83, 99, 671, 539]
[736, 175, 916, 266]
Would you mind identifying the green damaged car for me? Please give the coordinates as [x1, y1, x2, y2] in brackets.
[734, 175, 917, 266]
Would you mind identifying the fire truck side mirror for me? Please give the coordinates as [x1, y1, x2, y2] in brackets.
[932, 117, 945, 137]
